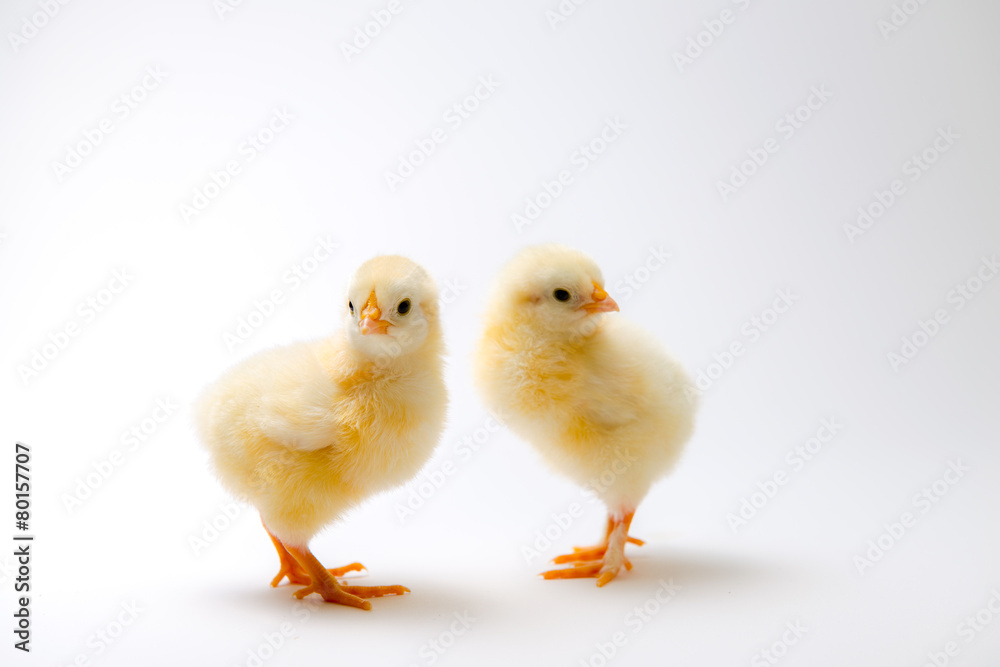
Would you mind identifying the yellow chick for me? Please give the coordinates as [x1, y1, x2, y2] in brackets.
[475, 244, 697, 586]
[195, 255, 446, 609]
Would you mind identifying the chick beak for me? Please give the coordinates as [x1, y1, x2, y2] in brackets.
[359, 291, 391, 335]
[580, 282, 620, 314]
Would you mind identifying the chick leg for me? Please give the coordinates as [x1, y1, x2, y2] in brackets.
[263, 520, 366, 587]
[542, 510, 640, 587]
[266, 528, 310, 586]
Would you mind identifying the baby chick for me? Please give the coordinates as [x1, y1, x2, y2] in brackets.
[475, 244, 697, 586]
[196, 255, 446, 609]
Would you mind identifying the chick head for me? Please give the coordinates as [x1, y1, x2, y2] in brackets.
[491, 244, 619, 340]
[344, 255, 439, 362]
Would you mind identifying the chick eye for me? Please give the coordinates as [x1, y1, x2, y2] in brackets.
[553, 289, 571, 302]
[397, 299, 411, 315]
[348, 301, 354, 314]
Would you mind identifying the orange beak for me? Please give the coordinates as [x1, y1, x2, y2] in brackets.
[359, 291, 390, 335]
[580, 282, 620, 314]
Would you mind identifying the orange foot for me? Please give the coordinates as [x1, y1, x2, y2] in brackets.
[285, 545, 409, 611]
[261, 518, 408, 610]
[542, 511, 641, 587]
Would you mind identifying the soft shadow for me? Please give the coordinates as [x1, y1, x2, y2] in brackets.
[210, 573, 482, 621]
[608, 546, 815, 595]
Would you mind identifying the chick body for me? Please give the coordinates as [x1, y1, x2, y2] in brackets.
[196, 255, 445, 607]
[478, 315, 695, 512]
[197, 332, 445, 545]
[475, 244, 697, 584]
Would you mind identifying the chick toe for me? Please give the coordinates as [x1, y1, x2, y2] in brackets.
[327, 562, 367, 578]
[292, 581, 372, 611]
[339, 584, 410, 599]
[553, 545, 608, 564]
[541, 562, 603, 580]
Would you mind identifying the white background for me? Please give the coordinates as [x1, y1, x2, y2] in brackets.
[2, 0, 999, 665]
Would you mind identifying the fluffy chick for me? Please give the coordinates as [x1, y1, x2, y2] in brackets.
[475, 244, 697, 586]
[196, 255, 446, 609]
